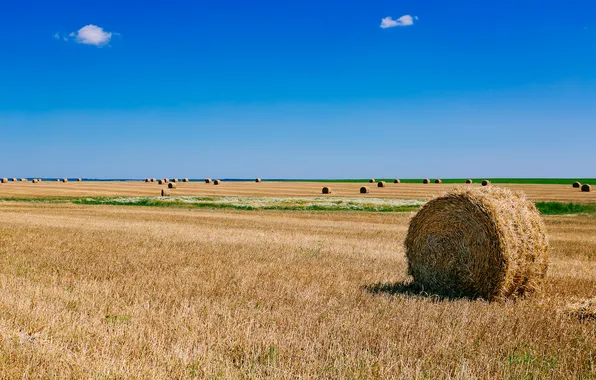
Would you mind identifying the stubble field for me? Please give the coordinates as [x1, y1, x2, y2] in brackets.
[0, 182, 594, 378]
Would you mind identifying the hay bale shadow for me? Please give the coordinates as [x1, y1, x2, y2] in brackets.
[364, 281, 477, 301]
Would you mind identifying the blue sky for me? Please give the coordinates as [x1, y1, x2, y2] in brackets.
[0, 0, 594, 178]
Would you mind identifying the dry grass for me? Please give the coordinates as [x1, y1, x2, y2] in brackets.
[0, 202, 593, 378]
[1, 181, 595, 203]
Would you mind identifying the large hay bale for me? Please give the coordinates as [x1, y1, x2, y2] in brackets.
[466, 179, 473, 184]
[214, 179, 220, 185]
[164, 178, 169, 183]
[322, 186, 331, 194]
[482, 180, 490, 187]
[1, 178, 7, 183]
[581, 184, 591, 192]
[572, 181, 581, 188]
[360, 186, 369, 194]
[205, 178, 212, 184]
[145, 178, 150, 183]
[422, 179, 430, 184]
[161, 189, 170, 197]
[158, 179, 165, 185]
[394, 179, 400, 184]
[434, 179, 442, 184]
[168, 182, 177, 189]
[369, 178, 375, 183]
[255, 178, 261, 183]
[183, 178, 189, 182]
[404, 186, 548, 300]
[151, 178, 156, 183]
[377, 181, 386, 188]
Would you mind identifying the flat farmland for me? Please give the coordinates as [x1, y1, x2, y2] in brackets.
[0, 201, 594, 378]
[0, 180, 595, 203]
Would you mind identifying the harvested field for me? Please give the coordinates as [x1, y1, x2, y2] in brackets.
[0, 202, 593, 378]
[0, 181, 594, 203]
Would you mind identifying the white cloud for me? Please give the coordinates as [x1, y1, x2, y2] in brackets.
[380, 15, 416, 29]
[53, 33, 60, 40]
[73, 25, 113, 46]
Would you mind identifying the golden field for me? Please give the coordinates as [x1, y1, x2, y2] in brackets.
[0, 186, 594, 377]
[0, 180, 595, 203]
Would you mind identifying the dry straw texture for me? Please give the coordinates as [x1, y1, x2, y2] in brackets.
[205, 178, 212, 184]
[394, 179, 400, 184]
[360, 186, 369, 194]
[466, 179, 473, 184]
[377, 181, 386, 188]
[369, 178, 375, 183]
[322, 187, 331, 194]
[482, 180, 491, 186]
[214, 180, 220, 185]
[572, 181, 581, 188]
[405, 186, 549, 301]
[581, 184, 591, 192]
[565, 298, 596, 321]
[161, 189, 170, 197]
[434, 179, 442, 184]
[423, 179, 430, 184]
[168, 183, 177, 189]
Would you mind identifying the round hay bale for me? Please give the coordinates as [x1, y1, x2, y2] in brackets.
[434, 179, 442, 184]
[422, 179, 430, 184]
[214, 179, 220, 185]
[377, 181, 386, 188]
[161, 189, 170, 197]
[1, 178, 7, 183]
[168, 182, 177, 189]
[12, 178, 17, 182]
[172, 178, 178, 183]
[466, 179, 473, 184]
[62, 178, 68, 183]
[394, 179, 401, 184]
[164, 178, 169, 183]
[255, 178, 261, 183]
[158, 179, 165, 185]
[21, 178, 27, 182]
[32, 179, 39, 184]
[77, 178, 82, 182]
[145, 178, 150, 183]
[482, 180, 490, 187]
[581, 184, 591, 192]
[369, 178, 375, 183]
[404, 186, 548, 300]
[183, 178, 189, 182]
[360, 186, 369, 194]
[322, 186, 331, 194]
[205, 178, 212, 184]
[151, 178, 156, 183]
[572, 181, 581, 188]
[56, 179, 60, 182]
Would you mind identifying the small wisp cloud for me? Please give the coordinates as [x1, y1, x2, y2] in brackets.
[54, 25, 116, 47]
[380, 15, 418, 29]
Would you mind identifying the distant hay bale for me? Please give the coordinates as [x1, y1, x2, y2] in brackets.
[394, 179, 400, 184]
[423, 179, 430, 184]
[12, 178, 17, 182]
[404, 186, 548, 300]
[466, 179, 473, 184]
[369, 178, 375, 183]
[377, 181, 386, 188]
[360, 186, 369, 194]
[581, 184, 591, 192]
[255, 178, 261, 183]
[434, 179, 442, 184]
[214, 179, 220, 185]
[32, 179, 39, 184]
[183, 178, 189, 182]
[161, 189, 170, 197]
[205, 178, 212, 184]
[572, 181, 581, 188]
[482, 180, 490, 186]
[172, 178, 178, 183]
[21, 178, 27, 182]
[77, 178, 82, 182]
[158, 179, 165, 185]
[164, 178, 169, 183]
[322, 186, 331, 194]
[151, 178, 156, 182]
[1, 178, 7, 183]
[145, 178, 150, 183]
[168, 182, 177, 189]
[56, 179, 60, 182]
[62, 178, 68, 183]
